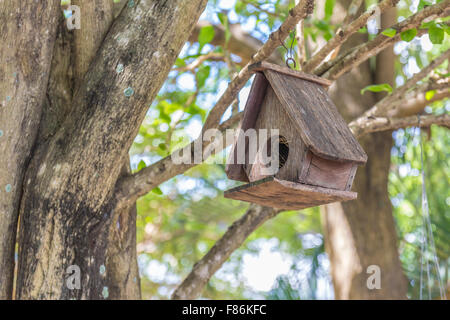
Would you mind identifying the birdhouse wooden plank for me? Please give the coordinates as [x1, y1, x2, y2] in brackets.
[224, 176, 357, 211]
[224, 62, 367, 210]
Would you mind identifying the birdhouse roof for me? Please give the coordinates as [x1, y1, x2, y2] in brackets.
[242, 62, 367, 164]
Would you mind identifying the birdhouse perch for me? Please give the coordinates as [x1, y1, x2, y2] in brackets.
[224, 62, 367, 210]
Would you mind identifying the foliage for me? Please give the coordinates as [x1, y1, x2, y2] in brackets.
[390, 117, 450, 299]
[361, 83, 393, 95]
[130, 0, 449, 299]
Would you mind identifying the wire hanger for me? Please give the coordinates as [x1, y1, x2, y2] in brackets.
[280, 30, 297, 69]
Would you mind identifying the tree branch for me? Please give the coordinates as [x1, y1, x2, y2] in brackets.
[125, 9, 447, 299]
[189, 21, 283, 65]
[328, 0, 365, 60]
[295, 0, 307, 66]
[241, 0, 284, 18]
[303, 0, 399, 73]
[173, 52, 225, 72]
[170, 109, 449, 300]
[15, 0, 210, 300]
[145, 1, 448, 301]
[392, 88, 450, 117]
[171, 205, 281, 300]
[113, 0, 314, 208]
[112, 3, 448, 300]
[322, 1, 450, 79]
[114, 1, 450, 212]
[114, 111, 243, 209]
[200, 0, 315, 134]
[72, 0, 114, 88]
[352, 113, 450, 137]
[363, 48, 450, 118]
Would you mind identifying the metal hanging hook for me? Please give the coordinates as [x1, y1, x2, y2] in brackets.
[280, 30, 296, 69]
[285, 57, 297, 69]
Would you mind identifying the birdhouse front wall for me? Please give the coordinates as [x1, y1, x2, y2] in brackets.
[243, 86, 308, 183]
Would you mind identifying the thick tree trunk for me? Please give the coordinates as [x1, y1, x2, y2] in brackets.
[0, 0, 60, 299]
[5, 0, 208, 300]
[105, 164, 141, 300]
[322, 1, 408, 299]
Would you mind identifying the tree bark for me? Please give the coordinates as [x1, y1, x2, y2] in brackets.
[0, 0, 60, 299]
[13, 0, 208, 300]
[322, 1, 408, 299]
[105, 164, 141, 300]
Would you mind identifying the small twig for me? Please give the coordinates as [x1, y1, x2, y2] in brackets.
[302, 0, 399, 73]
[351, 114, 450, 137]
[173, 52, 224, 73]
[323, 1, 449, 80]
[201, 0, 314, 134]
[363, 49, 450, 118]
[241, 0, 284, 18]
[329, 0, 365, 60]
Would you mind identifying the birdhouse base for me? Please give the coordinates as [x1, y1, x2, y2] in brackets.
[224, 177, 357, 210]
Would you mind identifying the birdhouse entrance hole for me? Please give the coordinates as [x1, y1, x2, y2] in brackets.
[264, 135, 289, 170]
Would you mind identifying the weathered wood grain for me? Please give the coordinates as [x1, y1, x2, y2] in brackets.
[300, 153, 354, 190]
[224, 177, 357, 210]
[249, 61, 332, 87]
[243, 86, 307, 182]
[345, 164, 358, 191]
[264, 69, 367, 164]
[226, 73, 268, 182]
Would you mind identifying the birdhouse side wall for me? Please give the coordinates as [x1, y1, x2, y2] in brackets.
[243, 86, 307, 183]
[299, 151, 358, 191]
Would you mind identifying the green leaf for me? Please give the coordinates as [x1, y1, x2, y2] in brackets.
[400, 28, 417, 42]
[425, 90, 436, 101]
[382, 28, 397, 37]
[217, 12, 227, 25]
[196, 65, 211, 88]
[360, 84, 393, 95]
[324, 0, 335, 20]
[358, 27, 368, 34]
[418, 0, 432, 11]
[429, 24, 444, 44]
[151, 187, 163, 195]
[198, 25, 215, 48]
[217, 12, 231, 45]
[420, 21, 435, 29]
[235, 1, 245, 14]
[444, 24, 450, 35]
[138, 160, 146, 171]
[175, 58, 186, 68]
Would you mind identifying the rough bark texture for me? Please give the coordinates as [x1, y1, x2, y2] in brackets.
[322, 1, 408, 299]
[13, 0, 208, 300]
[72, 0, 114, 88]
[0, 0, 60, 299]
[105, 165, 141, 300]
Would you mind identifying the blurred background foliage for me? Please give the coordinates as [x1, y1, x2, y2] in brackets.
[128, 0, 449, 299]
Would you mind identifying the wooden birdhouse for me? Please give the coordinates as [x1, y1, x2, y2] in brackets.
[224, 62, 367, 210]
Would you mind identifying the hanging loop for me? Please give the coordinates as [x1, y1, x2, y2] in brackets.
[280, 30, 296, 69]
[285, 57, 297, 69]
